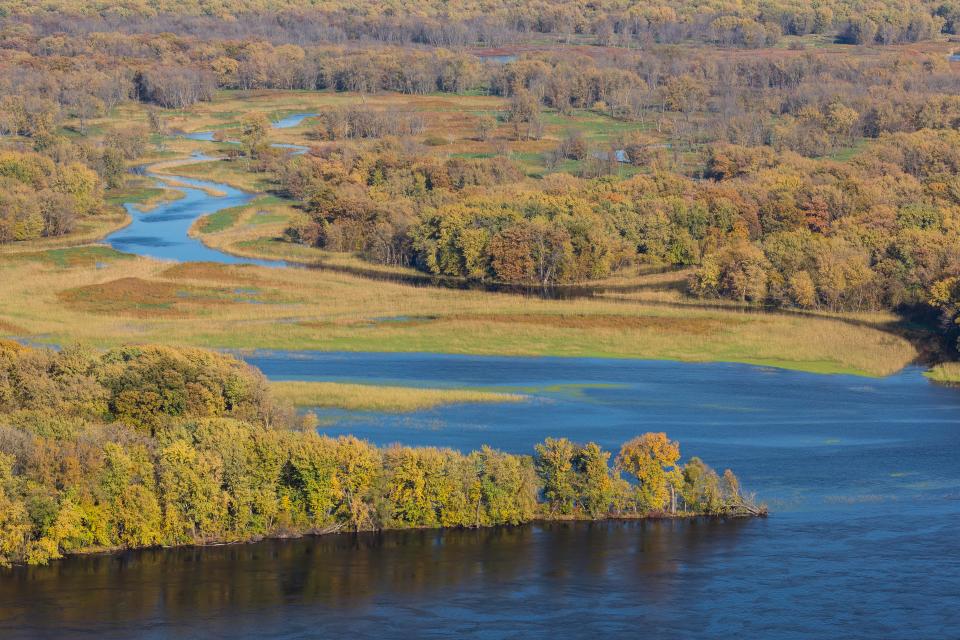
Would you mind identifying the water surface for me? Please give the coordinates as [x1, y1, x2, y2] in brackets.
[272, 113, 318, 128]
[105, 158, 284, 266]
[3, 354, 956, 638]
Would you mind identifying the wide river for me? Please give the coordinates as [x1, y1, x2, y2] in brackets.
[3, 138, 959, 639]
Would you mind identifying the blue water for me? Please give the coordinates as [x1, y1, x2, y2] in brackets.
[3, 352, 958, 638]
[272, 112, 318, 128]
[246, 351, 960, 515]
[105, 158, 285, 266]
[181, 130, 217, 141]
[117, 116, 313, 265]
[477, 54, 518, 64]
[269, 142, 309, 155]
[179, 112, 314, 145]
[246, 351, 960, 637]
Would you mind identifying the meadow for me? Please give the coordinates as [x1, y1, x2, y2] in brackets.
[0, 241, 916, 376]
[0, 89, 939, 379]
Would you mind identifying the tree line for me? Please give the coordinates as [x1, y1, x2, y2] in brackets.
[3, 22, 959, 134]
[267, 125, 958, 318]
[0, 341, 760, 567]
[2, 0, 955, 48]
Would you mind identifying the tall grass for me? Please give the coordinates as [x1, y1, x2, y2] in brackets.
[0, 249, 918, 377]
[925, 363, 960, 385]
[270, 380, 525, 412]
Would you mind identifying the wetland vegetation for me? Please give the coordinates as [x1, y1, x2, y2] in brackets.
[269, 380, 525, 412]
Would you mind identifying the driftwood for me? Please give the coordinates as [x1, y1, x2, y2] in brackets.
[723, 503, 768, 517]
[721, 491, 768, 517]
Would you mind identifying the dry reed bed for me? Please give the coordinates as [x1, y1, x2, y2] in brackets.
[0, 250, 917, 377]
[270, 380, 525, 412]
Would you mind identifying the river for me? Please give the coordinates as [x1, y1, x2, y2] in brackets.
[106, 109, 313, 263]
[2, 354, 959, 638]
[10, 121, 958, 639]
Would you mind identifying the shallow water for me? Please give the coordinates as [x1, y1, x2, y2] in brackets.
[109, 114, 313, 263]
[272, 112, 318, 128]
[477, 53, 518, 64]
[105, 158, 284, 266]
[3, 354, 956, 638]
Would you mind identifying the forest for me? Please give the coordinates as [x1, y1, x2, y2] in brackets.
[1, 15, 958, 334]
[0, 341, 759, 567]
[0, 0, 956, 47]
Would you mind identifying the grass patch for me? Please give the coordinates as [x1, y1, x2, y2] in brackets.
[0, 250, 915, 378]
[196, 205, 246, 234]
[59, 276, 289, 318]
[0, 319, 28, 335]
[33, 246, 133, 269]
[107, 178, 185, 212]
[270, 380, 525, 412]
[925, 363, 960, 385]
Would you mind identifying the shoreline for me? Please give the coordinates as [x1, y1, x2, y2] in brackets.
[2, 510, 767, 569]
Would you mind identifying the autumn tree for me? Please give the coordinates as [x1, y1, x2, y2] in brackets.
[507, 89, 542, 141]
[616, 433, 683, 513]
[240, 112, 271, 158]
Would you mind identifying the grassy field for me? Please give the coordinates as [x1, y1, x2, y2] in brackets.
[270, 380, 525, 412]
[0, 244, 917, 376]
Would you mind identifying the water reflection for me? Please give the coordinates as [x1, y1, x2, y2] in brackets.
[0, 519, 755, 638]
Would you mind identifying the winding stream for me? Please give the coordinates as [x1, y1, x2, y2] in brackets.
[106, 156, 286, 266]
[22, 113, 959, 638]
[105, 113, 314, 263]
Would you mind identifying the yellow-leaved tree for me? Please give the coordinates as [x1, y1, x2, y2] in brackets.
[615, 432, 683, 514]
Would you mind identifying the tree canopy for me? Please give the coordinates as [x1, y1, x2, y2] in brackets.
[0, 342, 760, 567]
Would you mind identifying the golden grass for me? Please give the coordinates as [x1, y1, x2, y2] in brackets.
[133, 189, 185, 212]
[270, 380, 525, 412]
[925, 363, 960, 385]
[0, 247, 918, 377]
[158, 177, 227, 198]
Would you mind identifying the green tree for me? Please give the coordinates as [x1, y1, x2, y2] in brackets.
[534, 438, 577, 515]
[240, 112, 271, 158]
[572, 442, 615, 518]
